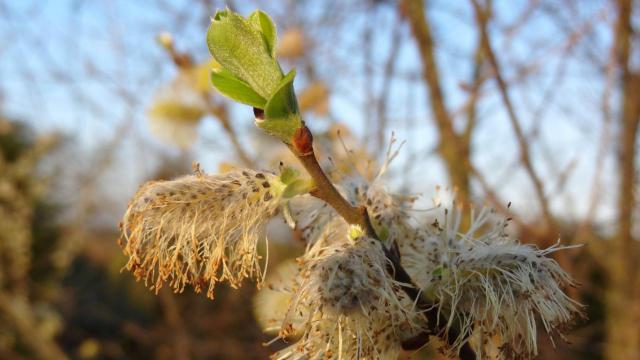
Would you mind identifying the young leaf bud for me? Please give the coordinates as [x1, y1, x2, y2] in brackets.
[207, 9, 302, 143]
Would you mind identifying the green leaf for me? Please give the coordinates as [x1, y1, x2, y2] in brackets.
[282, 178, 314, 199]
[210, 68, 267, 108]
[207, 9, 282, 99]
[279, 166, 300, 185]
[265, 69, 298, 119]
[248, 10, 277, 58]
[257, 69, 302, 142]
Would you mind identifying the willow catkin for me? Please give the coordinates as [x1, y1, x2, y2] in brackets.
[402, 205, 583, 358]
[119, 168, 283, 298]
[272, 233, 422, 360]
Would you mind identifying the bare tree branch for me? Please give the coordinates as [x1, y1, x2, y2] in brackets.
[471, 0, 556, 233]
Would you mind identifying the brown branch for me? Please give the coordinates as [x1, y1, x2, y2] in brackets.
[462, 32, 486, 145]
[604, 1, 640, 357]
[289, 126, 375, 234]
[288, 124, 475, 359]
[471, 0, 556, 232]
[400, 0, 472, 207]
[613, 0, 639, 255]
[575, 39, 617, 245]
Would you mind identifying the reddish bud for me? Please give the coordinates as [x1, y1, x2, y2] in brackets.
[292, 126, 313, 155]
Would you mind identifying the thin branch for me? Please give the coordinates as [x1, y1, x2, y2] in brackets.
[471, 0, 555, 230]
[575, 32, 617, 246]
[289, 126, 375, 234]
[462, 31, 486, 145]
[375, 17, 404, 150]
[203, 98, 255, 167]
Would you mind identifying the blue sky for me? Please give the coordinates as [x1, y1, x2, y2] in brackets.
[0, 0, 619, 230]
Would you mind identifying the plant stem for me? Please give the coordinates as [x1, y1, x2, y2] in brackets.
[288, 124, 475, 359]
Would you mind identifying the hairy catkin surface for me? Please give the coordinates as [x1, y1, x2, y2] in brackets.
[288, 170, 581, 359]
[273, 236, 422, 360]
[402, 206, 583, 358]
[449, 242, 581, 358]
[119, 169, 282, 298]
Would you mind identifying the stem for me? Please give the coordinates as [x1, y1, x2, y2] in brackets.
[289, 148, 375, 235]
[288, 125, 475, 359]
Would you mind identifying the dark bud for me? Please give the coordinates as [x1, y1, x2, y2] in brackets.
[253, 107, 265, 120]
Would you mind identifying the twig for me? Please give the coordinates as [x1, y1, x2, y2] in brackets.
[203, 98, 255, 167]
[375, 17, 403, 150]
[471, 0, 555, 230]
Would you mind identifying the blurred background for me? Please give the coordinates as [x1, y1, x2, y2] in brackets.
[0, 0, 638, 359]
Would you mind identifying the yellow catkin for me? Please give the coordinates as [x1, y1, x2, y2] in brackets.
[119, 169, 282, 298]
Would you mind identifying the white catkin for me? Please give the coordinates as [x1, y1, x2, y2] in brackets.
[272, 235, 423, 360]
[402, 205, 583, 358]
[119, 168, 283, 298]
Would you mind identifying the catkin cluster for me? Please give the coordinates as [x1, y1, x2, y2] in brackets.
[281, 178, 582, 359]
[119, 160, 582, 359]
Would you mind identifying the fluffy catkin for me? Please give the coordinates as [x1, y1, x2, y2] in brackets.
[402, 205, 583, 358]
[272, 235, 422, 359]
[119, 168, 283, 298]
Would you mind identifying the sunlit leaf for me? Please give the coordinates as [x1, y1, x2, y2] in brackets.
[207, 9, 282, 99]
[210, 68, 267, 108]
[256, 69, 302, 142]
[248, 10, 277, 58]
